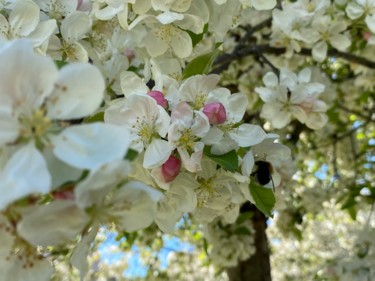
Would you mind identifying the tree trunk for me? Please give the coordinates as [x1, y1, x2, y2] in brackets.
[226, 204, 272, 281]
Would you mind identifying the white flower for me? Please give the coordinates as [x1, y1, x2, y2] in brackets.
[0, 215, 54, 281]
[255, 68, 327, 129]
[202, 91, 267, 154]
[300, 16, 351, 62]
[168, 102, 210, 172]
[346, 0, 375, 33]
[48, 11, 91, 62]
[105, 94, 173, 169]
[0, 0, 57, 48]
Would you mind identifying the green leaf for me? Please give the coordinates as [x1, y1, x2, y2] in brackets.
[182, 50, 219, 79]
[55, 60, 68, 69]
[234, 227, 251, 236]
[83, 112, 104, 123]
[249, 182, 276, 217]
[203, 146, 238, 172]
[236, 211, 253, 225]
[185, 24, 208, 47]
[125, 149, 138, 161]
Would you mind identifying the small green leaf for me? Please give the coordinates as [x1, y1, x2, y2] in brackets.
[236, 211, 253, 225]
[83, 112, 104, 123]
[203, 146, 238, 172]
[125, 149, 138, 161]
[249, 182, 276, 217]
[234, 227, 252, 236]
[55, 60, 68, 69]
[182, 50, 219, 79]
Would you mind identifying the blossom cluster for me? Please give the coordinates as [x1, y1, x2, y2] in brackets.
[1, 0, 348, 279]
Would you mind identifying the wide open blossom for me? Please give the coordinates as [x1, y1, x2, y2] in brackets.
[168, 102, 210, 172]
[0, 39, 131, 210]
[104, 94, 173, 169]
[255, 68, 327, 129]
[0, 0, 57, 49]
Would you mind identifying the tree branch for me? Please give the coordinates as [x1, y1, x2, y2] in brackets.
[213, 44, 375, 74]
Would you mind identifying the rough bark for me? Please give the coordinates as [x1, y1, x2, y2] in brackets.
[226, 204, 271, 281]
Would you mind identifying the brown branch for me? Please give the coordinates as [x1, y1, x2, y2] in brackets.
[213, 44, 375, 74]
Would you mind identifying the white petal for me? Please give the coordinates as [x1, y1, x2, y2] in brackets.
[144, 139, 173, 169]
[52, 123, 132, 170]
[0, 143, 51, 210]
[8, 0, 39, 37]
[228, 124, 267, 147]
[298, 68, 311, 83]
[27, 19, 57, 47]
[170, 28, 192, 58]
[0, 40, 58, 113]
[226, 93, 248, 122]
[262, 72, 278, 87]
[365, 15, 375, 33]
[330, 34, 351, 51]
[251, 0, 276, 10]
[71, 224, 99, 281]
[0, 106, 19, 145]
[60, 11, 91, 43]
[241, 150, 255, 177]
[43, 148, 82, 189]
[156, 11, 184, 24]
[120, 71, 149, 97]
[112, 181, 163, 232]
[312, 41, 328, 62]
[17, 201, 90, 247]
[47, 63, 104, 119]
[346, 2, 364, 19]
[201, 126, 224, 145]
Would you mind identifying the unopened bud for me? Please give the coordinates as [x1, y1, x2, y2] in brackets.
[203, 102, 227, 125]
[148, 90, 168, 109]
[162, 155, 181, 182]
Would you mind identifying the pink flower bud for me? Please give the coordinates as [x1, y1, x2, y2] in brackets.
[148, 90, 168, 109]
[203, 102, 227, 125]
[162, 155, 181, 182]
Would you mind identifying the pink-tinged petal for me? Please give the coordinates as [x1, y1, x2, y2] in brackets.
[171, 102, 194, 124]
[191, 110, 210, 138]
[47, 63, 104, 120]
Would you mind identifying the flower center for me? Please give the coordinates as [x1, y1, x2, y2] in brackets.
[135, 118, 157, 145]
[196, 177, 214, 207]
[177, 128, 197, 152]
[19, 109, 52, 141]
